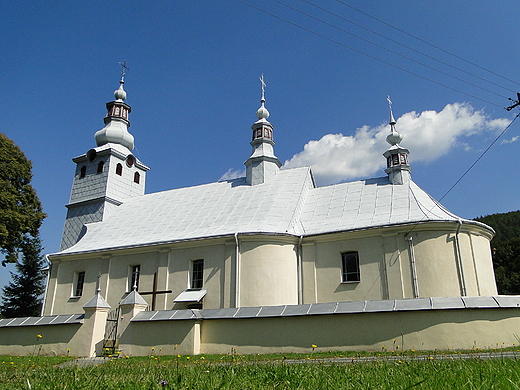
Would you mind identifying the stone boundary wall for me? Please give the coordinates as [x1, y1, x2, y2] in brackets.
[2, 297, 520, 357]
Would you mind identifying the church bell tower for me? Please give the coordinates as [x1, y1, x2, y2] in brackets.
[244, 74, 282, 185]
[60, 69, 150, 250]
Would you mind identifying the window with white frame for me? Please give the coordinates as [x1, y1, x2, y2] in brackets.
[129, 265, 140, 291]
[341, 251, 360, 282]
[73, 271, 85, 297]
[191, 259, 204, 289]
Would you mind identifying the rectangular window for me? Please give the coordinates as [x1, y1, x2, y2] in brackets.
[191, 259, 204, 289]
[129, 265, 140, 291]
[341, 251, 360, 283]
[74, 271, 85, 297]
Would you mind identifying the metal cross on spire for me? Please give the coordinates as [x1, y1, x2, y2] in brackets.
[387, 95, 397, 125]
[387, 95, 393, 111]
[259, 73, 266, 101]
[118, 60, 129, 79]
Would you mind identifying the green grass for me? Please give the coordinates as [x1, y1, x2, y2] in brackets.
[2, 351, 520, 389]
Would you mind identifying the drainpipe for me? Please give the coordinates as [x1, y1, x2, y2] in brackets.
[234, 233, 240, 308]
[40, 255, 52, 316]
[297, 236, 303, 305]
[455, 219, 467, 296]
[407, 236, 419, 298]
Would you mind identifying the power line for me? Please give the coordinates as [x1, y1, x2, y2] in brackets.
[406, 112, 520, 236]
[272, 0, 509, 100]
[300, 0, 517, 94]
[236, 0, 503, 108]
[334, 0, 520, 88]
[437, 112, 520, 204]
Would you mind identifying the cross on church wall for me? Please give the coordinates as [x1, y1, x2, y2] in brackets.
[139, 272, 172, 311]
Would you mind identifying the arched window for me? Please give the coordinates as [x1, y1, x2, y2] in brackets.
[116, 163, 123, 176]
[134, 172, 140, 184]
[97, 161, 104, 173]
[80, 165, 87, 178]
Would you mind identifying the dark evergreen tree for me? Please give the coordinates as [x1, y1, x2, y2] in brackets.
[475, 211, 520, 294]
[0, 235, 46, 317]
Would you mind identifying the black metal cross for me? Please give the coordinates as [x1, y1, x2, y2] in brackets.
[139, 272, 172, 311]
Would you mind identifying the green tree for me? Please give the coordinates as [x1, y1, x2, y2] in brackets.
[0, 133, 46, 317]
[0, 133, 45, 265]
[0, 235, 46, 317]
[475, 211, 520, 294]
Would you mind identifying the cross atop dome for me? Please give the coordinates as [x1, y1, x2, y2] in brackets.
[256, 73, 270, 122]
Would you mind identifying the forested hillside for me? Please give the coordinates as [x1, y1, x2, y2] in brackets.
[475, 210, 520, 295]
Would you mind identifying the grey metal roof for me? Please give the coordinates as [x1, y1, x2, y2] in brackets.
[58, 167, 313, 255]
[0, 314, 84, 328]
[131, 296, 520, 322]
[300, 177, 464, 235]
[55, 167, 487, 256]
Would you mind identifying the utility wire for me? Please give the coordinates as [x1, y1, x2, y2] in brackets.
[437, 112, 520, 204]
[405, 111, 520, 236]
[237, 0, 503, 108]
[300, 0, 517, 94]
[272, 0, 508, 100]
[334, 0, 520, 88]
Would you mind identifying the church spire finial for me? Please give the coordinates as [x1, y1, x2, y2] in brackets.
[114, 60, 129, 102]
[256, 73, 270, 121]
[386, 95, 403, 146]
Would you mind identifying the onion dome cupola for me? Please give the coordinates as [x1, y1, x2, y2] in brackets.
[244, 74, 282, 186]
[383, 96, 411, 185]
[94, 73, 134, 151]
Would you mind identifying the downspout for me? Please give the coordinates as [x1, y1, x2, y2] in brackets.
[234, 233, 240, 308]
[407, 236, 419, 298]
[455, 219, 467, 296]
[40, 254, 52, 316]
[297, 235, 303, 305]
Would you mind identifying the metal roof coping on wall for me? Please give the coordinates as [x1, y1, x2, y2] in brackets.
[130, 296, 520, 323]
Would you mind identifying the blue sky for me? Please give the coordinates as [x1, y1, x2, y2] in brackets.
[1, 1, 519, 291]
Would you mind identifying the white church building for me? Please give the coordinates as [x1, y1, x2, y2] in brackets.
[1, 75, 519, 357]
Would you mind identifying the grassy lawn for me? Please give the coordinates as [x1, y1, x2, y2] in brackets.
[1, 350, 520, 389]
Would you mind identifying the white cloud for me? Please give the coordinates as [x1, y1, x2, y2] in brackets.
[501, 136, 519, 144]
[283, 103, 509, 186]
[219, 168, 245, 181]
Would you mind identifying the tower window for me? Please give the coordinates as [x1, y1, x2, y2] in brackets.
[129, 265, 140, 291]
[191, 259, 204, 289]
[341, 251, 360, 283]
[74, 271, 85, 297]
[126, 155, 134, 167]
[116, 163, 123, 176]
[88, 150, 97, 162]
[80, 166, 87, 178]
[97, 161, 104, 173]
[134, 172, 140, 184]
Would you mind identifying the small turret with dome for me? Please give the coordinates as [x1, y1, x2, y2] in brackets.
[94, 63, 134, 151]
[383, 96, 411, 185]
[244, 74, 282, 186]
